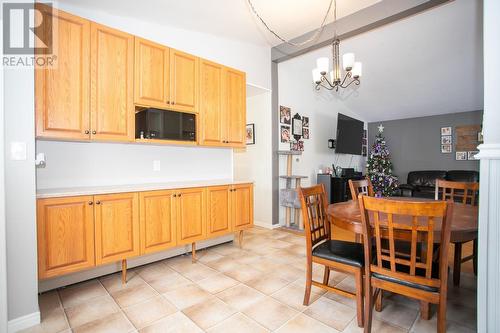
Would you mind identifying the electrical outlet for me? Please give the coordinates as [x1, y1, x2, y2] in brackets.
[153, 160, 161, 171]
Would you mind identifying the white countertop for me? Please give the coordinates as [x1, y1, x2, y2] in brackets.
[36, 179, 254, 198]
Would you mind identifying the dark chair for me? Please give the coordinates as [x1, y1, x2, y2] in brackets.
[359, 195, 453, 333]
[435, 179, 479, 285]
[298, 184, 365, 327]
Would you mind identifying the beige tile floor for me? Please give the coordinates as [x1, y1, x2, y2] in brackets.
[22, 227, 477, 333]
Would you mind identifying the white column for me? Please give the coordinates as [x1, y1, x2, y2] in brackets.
[477, 0, 500, 332]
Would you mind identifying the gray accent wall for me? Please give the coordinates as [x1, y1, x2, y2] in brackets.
[368, 111, 483, 183]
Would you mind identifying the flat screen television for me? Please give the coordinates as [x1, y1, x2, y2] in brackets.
[335, 113, 364, 155]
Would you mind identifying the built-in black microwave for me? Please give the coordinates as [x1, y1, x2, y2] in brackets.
[135, 108, 196, 141]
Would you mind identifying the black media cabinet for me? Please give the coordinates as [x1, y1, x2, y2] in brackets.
[317, 174, 365, 204]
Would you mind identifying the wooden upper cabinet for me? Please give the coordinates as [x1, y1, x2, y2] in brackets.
[200, 60, 224, 145]
[176, 187, 206, 244]
[232, 184, 253, 230]
[37, 196, 95, 279]
[225, 68, 246, 146]
[91, 23, 134, 142]
[170, 49, 199, 113]
[134, 38, 170, 108]
[206, 186, 232, 237]
[35, 6, 91, 140]
[94, 192, 139, 264]
[139, 190, 176, 254]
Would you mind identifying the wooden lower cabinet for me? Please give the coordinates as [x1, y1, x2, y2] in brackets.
[36, 183, 252, 279]
[207, 185, 232, 237]
[232, 184, 254, 230]
[37, 196, 95, 279]
[94, 192, 140, 265]
[176, 187, 207, 244]
[139, 190, 176, 254]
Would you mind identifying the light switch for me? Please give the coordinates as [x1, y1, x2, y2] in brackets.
[153, 160, 161, 171]
[10, 142, 27, 160]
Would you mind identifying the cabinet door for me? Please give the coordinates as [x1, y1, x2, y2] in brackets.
[176, 187, 206, 244]
[170, 49, 199, 113]
[35, 6, 91, 140]
[139, 190, 176, 254]
[134, 37, 170, 108]
[37, 196, 95, 279]
[91, 23, 134, 142]
[206, 186, 232, 237]
[232, 184, 253, 230]
[94, 192, 139, 264]
[200, 59, 224, 145]
[224, 68, 246, 146]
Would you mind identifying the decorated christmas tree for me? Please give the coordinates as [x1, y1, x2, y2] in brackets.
[366, 125, 399, 197]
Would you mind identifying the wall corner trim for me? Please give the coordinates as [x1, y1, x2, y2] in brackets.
[8, 311, 40, 333]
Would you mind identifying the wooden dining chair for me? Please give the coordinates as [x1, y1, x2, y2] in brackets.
[298, 184, 365, 327]
[349, 178, 375, 201]
[435, 179, 479, 286]
[358, 195, 453, 333]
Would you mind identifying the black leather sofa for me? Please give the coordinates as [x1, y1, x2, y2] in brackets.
[399, 170, 479, 198]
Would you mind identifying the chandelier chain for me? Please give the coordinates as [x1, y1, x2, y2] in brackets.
[246, 0, 336, 47]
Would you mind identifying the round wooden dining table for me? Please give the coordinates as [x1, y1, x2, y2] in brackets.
[327, 197, 478, 243]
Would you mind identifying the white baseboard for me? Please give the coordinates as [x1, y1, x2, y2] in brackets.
[8, 311, 40, 333]
[253, 220, 280, 229]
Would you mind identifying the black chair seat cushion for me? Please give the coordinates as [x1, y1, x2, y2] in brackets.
[372, 261, 440, 292]
[312, 240, 364, 268]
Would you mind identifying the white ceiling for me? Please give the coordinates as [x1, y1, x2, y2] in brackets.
[279, 0, 483, 122]
[57, 0, 380, 46]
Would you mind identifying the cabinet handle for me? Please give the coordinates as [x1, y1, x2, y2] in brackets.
[95, 201, 101, 205]
[178, 194, 182, 197]
[172, 101, 175, 105]
[173, 194, 177, 197]
[85, 130, 90, 134]
[92, 130, 97, 135]
[88, 201, 93, 205]
[167, 101, 170, 104]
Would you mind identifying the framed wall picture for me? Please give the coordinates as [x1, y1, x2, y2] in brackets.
[280, 125, 290, 143]
[441, 126, 452, 136]
[279, 106, 291, 124]
[292, 113, 303, 140]
[302, 127, 309, 139]
[468, 151, 479, 160]
[456, 151, 467, 161]
[245, 124, 255, 145]
[441, 144, 452, 153]
[362, 146, 367, 156]
[302, 116, 309, 128]
[290, 141, 299, 151]
[441, 135, 452, 144]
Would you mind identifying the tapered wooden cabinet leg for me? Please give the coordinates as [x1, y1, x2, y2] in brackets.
[121, 259, 127, 285]
[191, 242, 197, 262]
[238, 230, 243, 248]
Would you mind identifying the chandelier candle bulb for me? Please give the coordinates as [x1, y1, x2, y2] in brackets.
[312, 68, 322, 83]
[352, 62, 362, 78]
[342, 53, 355, 71]
[317, 57, 329, 74]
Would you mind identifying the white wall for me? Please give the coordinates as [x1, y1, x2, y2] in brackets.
[37, 142, 233, 189]
[4, 61, 39, 323]
[277, 48, 366, 225]
[234, 91, 273, 227]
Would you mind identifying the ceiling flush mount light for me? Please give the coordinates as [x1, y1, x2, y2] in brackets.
[312, 1, 362, 91]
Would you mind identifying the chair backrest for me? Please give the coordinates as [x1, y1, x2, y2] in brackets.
[358, 195, 453, 291]
[435, 179, 479, 206]
[298, 184, 331, 251]
[348, 178, 374, 200]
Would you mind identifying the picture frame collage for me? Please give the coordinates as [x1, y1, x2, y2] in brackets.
[441, 126, 479, 160]
[280, 105, 309, 151]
